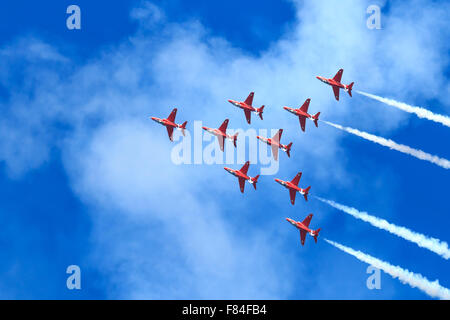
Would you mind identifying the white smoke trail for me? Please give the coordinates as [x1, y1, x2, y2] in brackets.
[325, 239, 450, 300]
[316, 196, 450, 260]
[322, 120, 450, 169]
[356, 91, 450, 128]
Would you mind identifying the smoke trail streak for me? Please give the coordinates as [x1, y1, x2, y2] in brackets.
[356, 91, 450, 128]
[322, 120, 450, 169]
[325, 239, 450, 300]
[316, 196, 450, 260]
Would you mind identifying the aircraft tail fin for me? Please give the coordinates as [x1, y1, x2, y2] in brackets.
[251, 174, 260, 190]
[285, 142, 293, 158]
[232, 132, 239, 148]
[303, 186, 311, 201]
[313, 112, 320, 128]
[347, 82, 354, 97]
[179, 121, 187, 136]
[313, 228, 321, 243]
[257, 105, 264, 120]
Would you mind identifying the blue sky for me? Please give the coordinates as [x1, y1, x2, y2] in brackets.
[0, 0, 449, 299]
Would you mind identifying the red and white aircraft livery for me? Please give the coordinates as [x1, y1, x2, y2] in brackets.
[316, 69, 354, 101]
[274, 172, 311, 205]
[202, 119, 239, 152]
[151, 108, 187, 141]
[283, 98, 320, 132]
[228, 92, 265, 124]
[256, 129, 293, 161]
[224, 161, 260, 193]
[286, 215, 321, 246]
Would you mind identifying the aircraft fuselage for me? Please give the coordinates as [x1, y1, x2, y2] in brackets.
[274, 179, 306, 194]
[256, 136, 288, 151]
[224, 167, 250, 181]
[283, 107, 314, 120]
[202, 127, 234, 141]
[151, 117, 178, 128]
[286, 218, 314, 236]
[228, 100, 258, 112]
[316, 76, 349, 91]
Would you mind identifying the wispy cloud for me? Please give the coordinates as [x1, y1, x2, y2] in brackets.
[325, 239, 450, 300]
[317, 197, 450, 260]
[322, 120, 450, 169]
[0, 0, 449, 298]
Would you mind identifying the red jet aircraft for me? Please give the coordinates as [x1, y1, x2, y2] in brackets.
[316, 69, 354, 101]
[256, 129, 293, 161]
[228, 92, 265, 124]
[283, 98, 320, 132]
[224, 161, 260, 193]
[286, 215, 321, 245]
[274, 172, 311, 205]
[202, 119, 239, 152]
[151, 108, 187, 141]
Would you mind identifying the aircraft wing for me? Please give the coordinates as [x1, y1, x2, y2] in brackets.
[290, 172, 302, 186]
[239, 161, 250, 175]
[299, 99, 310, 113]
[166, 126, 174, 141]
[218, 119, 229, 133]
[302, 214, 313, 228]
[244, 92, 254, 106]
[332, 86, 340, 101]
[300, 229, 306, 245]
[238, 177, 245, 193]
[272, 129, 282, 143]
[244, 109, 251, 124]
[167, 108, 177, 122]
[218, 135, 225, 152]
[289, 189, 297, 205]
[271, 144, 279, 161]
[333, 69, 343, 82]
[299, 116, 306, 132]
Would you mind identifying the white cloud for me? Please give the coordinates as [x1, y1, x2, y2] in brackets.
[0, 0, 448, 298]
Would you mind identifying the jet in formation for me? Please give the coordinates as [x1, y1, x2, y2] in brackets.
[275, 172, 311, 205]
[228, 92, 265, 124]
[256, 129, 292, 161]
[316, 69, 354, 101]
[224, 161, 260, 193]
[202, 119, 239, 152]
[151, 108, 187, 141]
[286, 214, 321, 245]
[283, 98, 320, 132]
